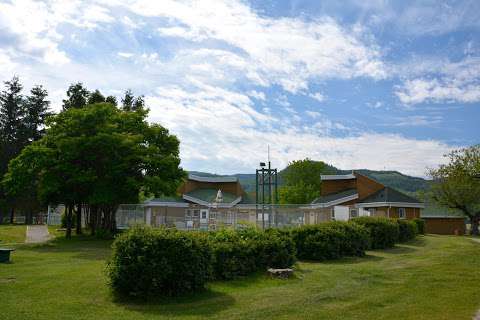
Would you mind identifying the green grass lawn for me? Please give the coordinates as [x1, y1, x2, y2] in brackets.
[0, 224, 26, 245]
[0, 234, 479, 320]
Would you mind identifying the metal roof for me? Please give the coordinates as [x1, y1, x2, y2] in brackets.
[184, 188, 239, 203]
[188, 174, 238, 183]
[320, 174, 356, 180]
[311, 188, 358, 204]
[358, 187, 422, 204]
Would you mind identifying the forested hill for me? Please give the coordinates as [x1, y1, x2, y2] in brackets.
[188, 168, 430, 194]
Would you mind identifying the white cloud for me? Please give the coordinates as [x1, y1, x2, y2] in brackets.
[118, 52, 134, 58]
[146, 84, 452, 177]
[395, 56, 480, 105]
[247, 90, 266, 101]
[125, 0, 386, 93]
[309, 92, 326, 102]
[396, 78, 480, 105]
[392, 115, 443, 127]
[306, 111, 321, 118]
[366, 101, 383, 109]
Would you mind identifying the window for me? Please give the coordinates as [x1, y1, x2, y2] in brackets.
[193, 209, 200, 218]
[350, 209, 358, 218]
[398, 208, 406, 219]
[201, 210, 208, 219]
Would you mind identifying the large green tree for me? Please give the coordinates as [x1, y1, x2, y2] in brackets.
[3, 103, 185, 237]
[278, 159, 336, 204]
[429, 145, 480, 235]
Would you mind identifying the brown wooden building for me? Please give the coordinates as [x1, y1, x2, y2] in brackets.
[309, 172, 424, 220]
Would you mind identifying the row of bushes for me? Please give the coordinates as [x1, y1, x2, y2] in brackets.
[107, 217, 423, 297]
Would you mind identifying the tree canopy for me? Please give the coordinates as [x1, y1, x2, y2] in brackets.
[3, 103, 185, 236]
[428, 145, 480, 235]
[278, 159, 336, 204]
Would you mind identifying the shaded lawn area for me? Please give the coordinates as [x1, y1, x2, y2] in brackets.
[0, 224, 27, 245]
[0, 235, 479, 320]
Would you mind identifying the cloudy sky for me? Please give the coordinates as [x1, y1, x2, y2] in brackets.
[1, 0, 479, 177]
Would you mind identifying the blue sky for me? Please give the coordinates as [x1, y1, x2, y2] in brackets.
[0, 0, 479, 177]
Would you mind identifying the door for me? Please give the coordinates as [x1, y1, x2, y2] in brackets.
[200, 209, 209, 224]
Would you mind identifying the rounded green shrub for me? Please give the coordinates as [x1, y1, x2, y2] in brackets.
[290, 221, 369, 261]
[107, 226, 212, 297]
[412, 218, 425, 235]
[397, 219, 418, 242]
[209, 227, 296, 280]
[351, 217, 399, 249]
[262, 228, 297, 269]
[209, 229, 258, 279]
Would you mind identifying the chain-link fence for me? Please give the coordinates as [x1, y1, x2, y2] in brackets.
[116, 204, 344, 230]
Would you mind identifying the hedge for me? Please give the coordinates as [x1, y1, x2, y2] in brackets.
[351, 217, 399, 249]
[413, 218, 425, 235]
[107, 217, 417, 297]
[397, 219, 418, 242]
[107, 227, 212, 297]
[208, 227, 296, 280]
[290, 221, 370, 261]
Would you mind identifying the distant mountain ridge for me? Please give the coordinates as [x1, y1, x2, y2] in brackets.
[188, 168, 430, 195]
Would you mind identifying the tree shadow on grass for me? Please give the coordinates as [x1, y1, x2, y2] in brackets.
[20, 235, 113, 261]
[112, 288, 235, 317]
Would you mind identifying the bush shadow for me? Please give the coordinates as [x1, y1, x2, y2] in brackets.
[299, 253, 384, 266]
[112, 288, 235, 317]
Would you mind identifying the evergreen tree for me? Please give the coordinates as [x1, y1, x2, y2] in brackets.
[63, 83, 89, 110]
[0, 76, 25, 223]
[133, 95, 145, 111]
[121, 89, 134, 111]
[24, 85, 52, 142]
[0, 77, 24, 146]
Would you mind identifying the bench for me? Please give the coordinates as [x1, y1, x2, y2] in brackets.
[0, 248, 15, 263]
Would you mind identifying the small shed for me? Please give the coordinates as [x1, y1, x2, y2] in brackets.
[422, 216, 466, 235]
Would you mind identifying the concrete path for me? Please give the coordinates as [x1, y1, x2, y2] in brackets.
[25, 225, 51, 244]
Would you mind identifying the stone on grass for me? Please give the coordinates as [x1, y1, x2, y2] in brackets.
[267, 268, 293, 279]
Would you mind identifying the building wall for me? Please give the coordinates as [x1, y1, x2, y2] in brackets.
[355, 173, 385, 200]
[321, 179, 356, 196]
[424, 217, 466, 235]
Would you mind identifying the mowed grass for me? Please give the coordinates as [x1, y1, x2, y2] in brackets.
[0, 224, 26, 245]
[0, 234, 479, 320]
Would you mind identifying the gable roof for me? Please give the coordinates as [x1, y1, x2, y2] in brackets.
[188, 174, 238, 183]
[310, 188, 359, 208]
[359, 187, 421, 204]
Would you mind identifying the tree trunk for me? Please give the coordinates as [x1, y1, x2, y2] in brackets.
[90, 205, 97, 236]
[9, 207, 14, 224]
[471, 214, 480, 236]
[76, 203, 82, 235]
[66, 205, 73, 239]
